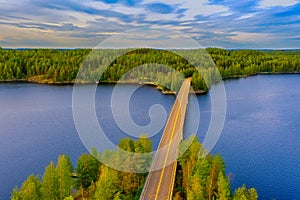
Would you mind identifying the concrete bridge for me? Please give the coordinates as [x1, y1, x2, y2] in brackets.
[140, 78, 191, 200]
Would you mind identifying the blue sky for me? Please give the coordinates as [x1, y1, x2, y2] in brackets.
[0, 0, 299, 48]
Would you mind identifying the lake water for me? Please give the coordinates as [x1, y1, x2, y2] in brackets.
[0, 75, 299, 199]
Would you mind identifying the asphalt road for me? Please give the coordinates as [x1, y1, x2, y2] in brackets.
[140, 78, 191, 200]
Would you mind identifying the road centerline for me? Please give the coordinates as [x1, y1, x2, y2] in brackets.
[154, 103, 182, 200]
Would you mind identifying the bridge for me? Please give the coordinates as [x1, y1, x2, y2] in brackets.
[140, 78, 191, 200]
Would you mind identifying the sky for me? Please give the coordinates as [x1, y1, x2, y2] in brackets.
[0, 0, 299, 49]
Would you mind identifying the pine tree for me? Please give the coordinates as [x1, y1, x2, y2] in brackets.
[207, 155, 225, 200]
[134, 134, 152, 153]
[76, 153, 99, 189]
[188, 158, 210, 199]
[41, 161, 59, 200]
[118, 138, 135, 152]
[233, 185, 258, 200]
[187, 175, 206, 200]
[56, 155, 73, 199]
[11, 187, 21, 200]
[248, 188, 258, 200]
[217, 172, 231, 200]
[11, 174, 41, 200]
[94, 166, 119, 200]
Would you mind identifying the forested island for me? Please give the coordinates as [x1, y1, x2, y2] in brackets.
[11, 136, 258, 200]
[0, 47, 299, 92]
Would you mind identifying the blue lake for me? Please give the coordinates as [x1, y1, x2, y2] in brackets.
[0, 75, 299, 199]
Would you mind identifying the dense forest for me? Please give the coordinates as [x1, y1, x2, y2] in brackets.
[11, 136, 257, 200]
[0, 47, 299, 92]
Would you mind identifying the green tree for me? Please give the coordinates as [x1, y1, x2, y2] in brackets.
[94, 166, 120, 200]
[217, 172, 231, 200]
[118, 138, 135, 152]
[207, 162, 219, 200]
[41, 161, 59, 200]
[187, 175, 206, 200]
[134, 134, 152, 153]
[11, 187, 21, 200]
[187, 157, 210, 199]
[233, 185, 258, 200]
[248, 188, 258, 200]
[11, 174, 41, 200]
[178, 135, 203, 196]
[133, 134, 153, 172]
[207, 155, 225, 200]
[56, 154, 73, 199]
[76, 153, 100, 189]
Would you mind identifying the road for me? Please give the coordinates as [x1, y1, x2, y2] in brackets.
[140, 78, 191, 200]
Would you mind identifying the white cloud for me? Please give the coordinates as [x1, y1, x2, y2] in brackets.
[228, 31, 274, 42]
[84, 0, 229, 23]
[86, 1, 145, 17]
[95, 32, 119, 36]
[0, 0, 298, 48]
[236, 13, 257, 20]
[141, 0, 230, 20]
[83, 1, 112, 10]
[0, 24, 91, 48]
[143, 12, 180, 21]
[258, 0, 299, 8]
[163, 25, 193, 31]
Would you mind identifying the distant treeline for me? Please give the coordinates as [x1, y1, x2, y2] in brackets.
[12, 135, 258, 200]
[0, 47, 299, 92]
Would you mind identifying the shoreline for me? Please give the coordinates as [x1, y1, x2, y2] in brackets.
[222, 71, 300, 80]
[1, 72, 299, 95]
[0, 79, 184, 95]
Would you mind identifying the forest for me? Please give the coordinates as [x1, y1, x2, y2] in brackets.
[0, 47, 299, 92]
[11, 135, 258, 200]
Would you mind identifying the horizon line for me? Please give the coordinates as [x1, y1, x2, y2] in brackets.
[1, 47, 300, 51]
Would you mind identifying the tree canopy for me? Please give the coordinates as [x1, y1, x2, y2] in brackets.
[1, 48, 299, 92]
[12, 135, 258, 200]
